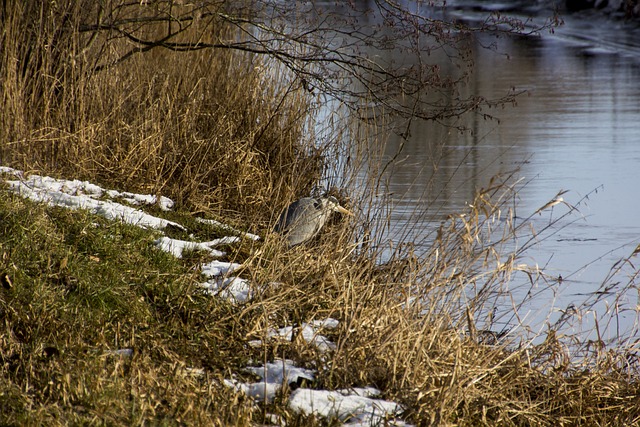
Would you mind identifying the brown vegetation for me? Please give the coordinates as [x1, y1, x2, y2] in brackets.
[1, 0, 322, 223]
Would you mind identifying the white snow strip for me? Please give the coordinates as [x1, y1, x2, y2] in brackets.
[286, 324, 335, 351]
[13, 174, 104, 197]
[6, 173, 174, 210]
[154, 236, 236, 258]
[105, 189, 174, 211]
[337, 387, 382, 398]
[289, 388, 406, 426]
[7, 180, 185, 231]
[2, 170, 260, 259]
[0, 166, 24, 178]
[196, 218, 261, 241]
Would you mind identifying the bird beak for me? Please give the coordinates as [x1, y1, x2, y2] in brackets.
[335, 205, 353, 216]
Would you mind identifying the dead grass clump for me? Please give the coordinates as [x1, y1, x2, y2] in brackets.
[1, 0, 322, 223]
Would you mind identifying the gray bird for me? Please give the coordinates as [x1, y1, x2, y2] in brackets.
[275, 196, 353, 247]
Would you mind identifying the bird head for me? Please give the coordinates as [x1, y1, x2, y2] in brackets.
[325, 196, 353, 216]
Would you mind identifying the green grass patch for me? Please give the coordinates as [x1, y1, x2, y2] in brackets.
[0, 191, 256, 425]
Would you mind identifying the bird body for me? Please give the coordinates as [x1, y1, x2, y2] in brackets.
[275, 196, 352, 247]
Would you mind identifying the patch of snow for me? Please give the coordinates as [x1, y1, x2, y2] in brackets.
[263, 413, 285, 426]
[201, 260, 242, 277]
[308, 318, 340, 329]
[337, 387, 382, 398]
[246, 359, 315, 384]
[251, 320, 339, 352]
[103, 348, 134, 357]
[154, 236, 236, 258]
[224, 359, 315, 404]
[16, 174, 104, 197]
[200, 276, 251, 303]
[0, 170, 174, 210]
[289, 388, 406, 426]
[0, 166, 24, 178]
[226, 358, 409, 426]
[198, 260, 249, 302]
[1, 170, 262, 257]
[224, 379, 282, 404]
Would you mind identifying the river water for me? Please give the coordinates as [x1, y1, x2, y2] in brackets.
[353, 4, 640, 344]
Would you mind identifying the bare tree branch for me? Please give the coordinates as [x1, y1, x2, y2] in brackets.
[75, 1, 557, 121]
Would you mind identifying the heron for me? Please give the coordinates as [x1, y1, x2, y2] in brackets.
[275, 196, 353, 247]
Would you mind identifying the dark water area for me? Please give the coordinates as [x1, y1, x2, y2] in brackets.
[349, 2, 640, 342]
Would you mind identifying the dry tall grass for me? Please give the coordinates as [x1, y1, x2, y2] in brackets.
[1, 1, 322, 223]
[2, 1, 640, 426]
[241, 173, 640, 425]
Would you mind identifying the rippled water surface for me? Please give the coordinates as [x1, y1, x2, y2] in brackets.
[371, 6, 640, 338]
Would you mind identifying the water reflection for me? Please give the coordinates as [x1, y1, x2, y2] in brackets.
[365, 8, 640, 339]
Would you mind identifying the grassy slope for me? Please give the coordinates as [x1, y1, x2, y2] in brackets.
[1, 187, 639, 426]
[0, 192, 259, 424]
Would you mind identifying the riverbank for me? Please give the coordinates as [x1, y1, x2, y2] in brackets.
[2, 1, 640, 425]
[2, 167, 639, 426]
